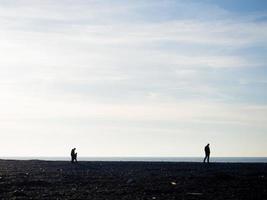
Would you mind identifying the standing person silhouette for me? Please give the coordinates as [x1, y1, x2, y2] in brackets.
[203, 144, 210, 163]
[71, 148, 78, 163]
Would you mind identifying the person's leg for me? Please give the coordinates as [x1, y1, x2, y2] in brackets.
[71, 156, 74, 163]
[207, 154, 210, 163]
[75, 153, 77, 162]
[203, 155, 207, 163]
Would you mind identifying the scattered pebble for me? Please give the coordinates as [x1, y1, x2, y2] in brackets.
[13, 190, 27, 197]
[187, 192, 203, 196]
[171, 181, 177, 185]
[127, 178, 133, 184]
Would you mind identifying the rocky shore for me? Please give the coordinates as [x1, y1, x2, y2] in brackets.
[0, 160, 266, 199]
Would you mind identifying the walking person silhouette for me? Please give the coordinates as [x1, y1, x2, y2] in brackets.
[203, 144, 210, 163]
[71, 148, 78, 163]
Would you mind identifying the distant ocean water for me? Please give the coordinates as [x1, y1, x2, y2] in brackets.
[2, 157, 267, 163]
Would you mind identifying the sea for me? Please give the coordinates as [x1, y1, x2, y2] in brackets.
[2, 157, 267, 163]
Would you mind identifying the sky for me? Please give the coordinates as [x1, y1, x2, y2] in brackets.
[0, 0, 267, 157]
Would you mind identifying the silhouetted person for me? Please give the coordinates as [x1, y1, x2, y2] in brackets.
[203, 144, 210, 163]
[71, 148, 78, 163]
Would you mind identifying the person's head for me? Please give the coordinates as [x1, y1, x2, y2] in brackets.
[207, 143, 210, 146]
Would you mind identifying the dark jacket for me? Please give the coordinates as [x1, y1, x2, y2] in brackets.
[205, 145, 210, 154]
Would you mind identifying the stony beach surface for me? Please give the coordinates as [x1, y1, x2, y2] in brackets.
[0, 160, 266, 199]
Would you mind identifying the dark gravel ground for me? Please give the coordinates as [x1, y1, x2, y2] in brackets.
[0, 160, 266, 200]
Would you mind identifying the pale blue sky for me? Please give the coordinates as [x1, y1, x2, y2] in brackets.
[0, 0, 266, 157]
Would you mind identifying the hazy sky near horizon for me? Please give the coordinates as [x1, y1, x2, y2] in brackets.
[0, 0, 267, 157]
